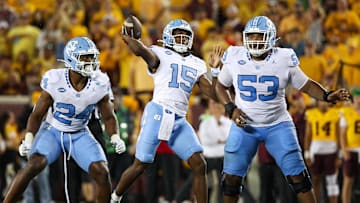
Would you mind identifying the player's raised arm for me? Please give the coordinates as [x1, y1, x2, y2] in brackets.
[208, 45, 224, 75]
[121, 15, 160, 73]
[197, 46, 224, 102]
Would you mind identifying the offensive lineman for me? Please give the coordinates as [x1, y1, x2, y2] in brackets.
[214, 16, 351, 203]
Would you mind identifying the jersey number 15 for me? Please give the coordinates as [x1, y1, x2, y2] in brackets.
[168, 64, 197, 93]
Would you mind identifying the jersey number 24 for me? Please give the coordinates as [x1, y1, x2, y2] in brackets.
[54, 103, 95, 125]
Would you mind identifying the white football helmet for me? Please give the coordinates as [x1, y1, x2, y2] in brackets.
[243, 16, 277, 57]
[63, 37, 100, 77]
[162, 19, 193, 53]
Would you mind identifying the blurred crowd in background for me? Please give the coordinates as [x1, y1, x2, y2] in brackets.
[1, 0, 360, 202]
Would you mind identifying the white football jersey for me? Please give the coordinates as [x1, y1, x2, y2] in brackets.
[218, 46, 309, 127]
[150, 46, 207, 116]
[40, 68, 112, 132]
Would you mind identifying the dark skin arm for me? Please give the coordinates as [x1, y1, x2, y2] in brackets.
[198, 75, 218, 101]
[199, 45, 224, 102]
[122, 35, 160, 73]
[97, 95, 119, 136]
[300, 79, 350, 102]
[214, 81, 232, 106]
[26, 91, 53, 134]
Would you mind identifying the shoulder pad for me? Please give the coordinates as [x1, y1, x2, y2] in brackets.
[92, 71, 111, 87]
[275, 48, 299, 67]
[221, 46, 246, 64]
[150, 45, 163, 53]
[40, 69, 63, 90]
[92, 71, 112, 98]
[150, 45, 173, 58]
[191, 54, 207, 75]
[191, 54, 206, 66]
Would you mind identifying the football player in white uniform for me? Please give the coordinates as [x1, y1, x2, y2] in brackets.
[215, 16, 351, 203]
[110, 19, 221, 203]
[3, 37, 126, 203]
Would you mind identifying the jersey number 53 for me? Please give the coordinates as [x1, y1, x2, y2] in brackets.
[238, 75, 279, 102]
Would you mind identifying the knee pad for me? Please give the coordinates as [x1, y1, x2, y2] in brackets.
[221, 174, 243, 196]
[325, 174, 339, 196]
[287, 170, 312, 194]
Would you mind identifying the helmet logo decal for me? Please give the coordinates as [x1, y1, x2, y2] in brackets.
[65, 41, 78, 58]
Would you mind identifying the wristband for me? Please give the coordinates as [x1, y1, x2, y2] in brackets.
[323, 90, 335, 103]
[210, 67, 220, 77]
[111, 134, 120, 142]
[25, 132, 34, 143]
[304, 150, 310, 159]
[111, 192, 122, 201]
[224, 102, 237, 118]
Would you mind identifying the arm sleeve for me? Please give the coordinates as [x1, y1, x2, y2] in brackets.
[40, 70, 58, 95]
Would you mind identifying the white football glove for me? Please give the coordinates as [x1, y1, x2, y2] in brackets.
[19, 132, 33, 157]
[110, 134, 126, 154]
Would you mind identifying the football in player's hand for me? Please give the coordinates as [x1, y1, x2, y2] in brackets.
[122, 15, 142, 39]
